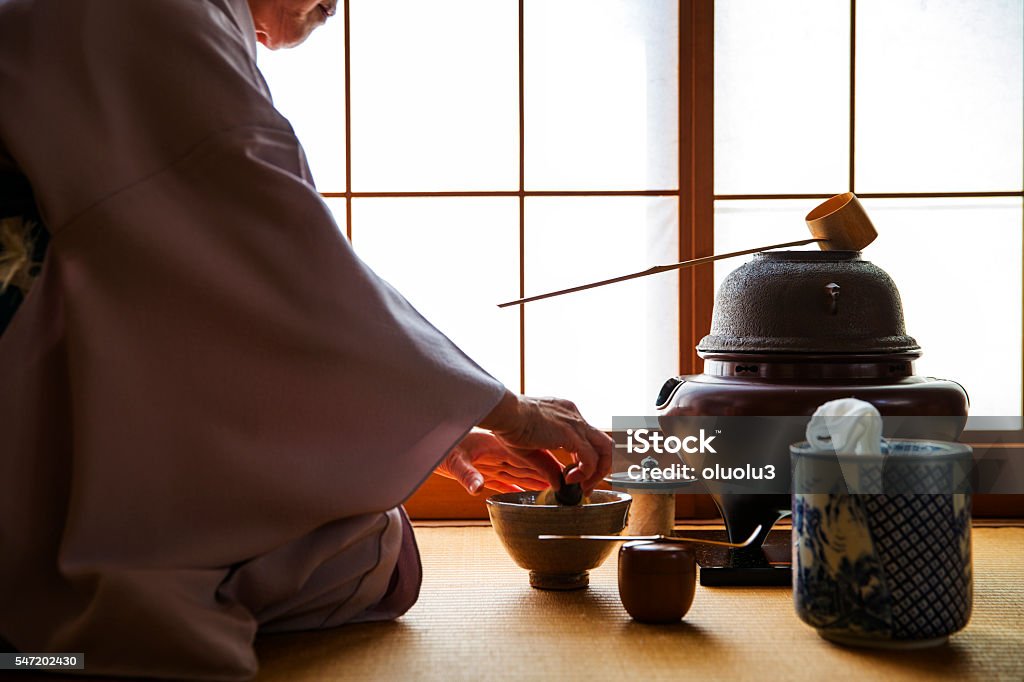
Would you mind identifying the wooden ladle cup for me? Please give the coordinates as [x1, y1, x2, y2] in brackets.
[805, 192, 877, 251]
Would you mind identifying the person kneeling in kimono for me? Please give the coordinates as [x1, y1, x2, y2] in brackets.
[0, 0, 613, 679]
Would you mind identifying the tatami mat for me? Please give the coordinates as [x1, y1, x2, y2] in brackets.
[254, 526, 1024, 682]
[5, 527, 1020, 680]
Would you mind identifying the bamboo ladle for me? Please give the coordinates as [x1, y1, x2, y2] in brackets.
[538, 524, 763, 548]
[497, 192, 876, 308]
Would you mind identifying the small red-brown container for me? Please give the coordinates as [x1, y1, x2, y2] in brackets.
[618, 541, 697, 623]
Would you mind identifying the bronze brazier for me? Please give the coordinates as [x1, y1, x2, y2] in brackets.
[656, 251, 968, 585]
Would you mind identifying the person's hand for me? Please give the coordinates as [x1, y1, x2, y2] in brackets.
[436, 431, 564, 495]
[478, 390, 615, 495]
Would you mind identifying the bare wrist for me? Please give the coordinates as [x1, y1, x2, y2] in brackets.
[478, 389, 522, 435]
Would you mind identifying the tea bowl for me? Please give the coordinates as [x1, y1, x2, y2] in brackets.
[486, 490, 632, 590]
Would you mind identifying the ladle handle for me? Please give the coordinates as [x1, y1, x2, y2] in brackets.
[538, 524, 763, 549]
[497, 239, 825, 308]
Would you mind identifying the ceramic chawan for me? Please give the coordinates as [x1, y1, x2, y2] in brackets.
[791, 440, 973, 648]
[486, 490, 631, 590]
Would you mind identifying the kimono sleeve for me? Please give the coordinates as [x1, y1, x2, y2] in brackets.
[29, 0, 506, 566]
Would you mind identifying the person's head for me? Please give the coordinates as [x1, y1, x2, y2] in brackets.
[247, 0, 337, 50]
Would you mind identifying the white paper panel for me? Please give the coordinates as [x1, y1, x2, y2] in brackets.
[714, 0, 850, 195]
[715, 198, 1023, 416]
[864, 198, 1022, 416]
[524, 197, 679, 428]
[256, 18, 347, 192]
[713, 199, 812, 293]
[324, 197, 349, 236]
[857, 0, 1024, 192]
[349, 0, 519, 192]
[351, 198, 520, 388]
[524, 0, 678, 191]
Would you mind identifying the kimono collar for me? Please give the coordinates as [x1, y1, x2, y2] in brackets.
[219, 0, 259, 62]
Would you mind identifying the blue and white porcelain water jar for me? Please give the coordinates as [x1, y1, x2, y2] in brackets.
[791, 439, 973, 648]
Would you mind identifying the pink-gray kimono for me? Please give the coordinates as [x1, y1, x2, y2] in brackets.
[0, 0, 504, 678]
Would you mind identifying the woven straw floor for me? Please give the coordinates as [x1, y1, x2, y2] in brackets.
[5, 526, 1019, 680]
[254, 526, 1024, 682]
